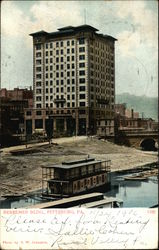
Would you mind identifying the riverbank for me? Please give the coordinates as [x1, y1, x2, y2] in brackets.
[0, 136, 158, 197]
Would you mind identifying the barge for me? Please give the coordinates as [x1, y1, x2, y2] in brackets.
[42, 157, 111, 198]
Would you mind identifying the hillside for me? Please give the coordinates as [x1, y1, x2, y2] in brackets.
[116, 93, 158, 121]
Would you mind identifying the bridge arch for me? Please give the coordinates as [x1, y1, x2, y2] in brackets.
[140, 138, 157, 151]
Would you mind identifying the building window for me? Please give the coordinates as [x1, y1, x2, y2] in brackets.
[72, 56, 74, 61]
[79, 86, 85, 91]
[72, 48, 75, 53]
[50, 73, 53, 78]
[50, 51, 52, 56]
[90, 177, 93, 186]
[79, 47, 85, 53]
[72, 71, 75, 76]
[56, 72, 59, 77]
[67, 95, 70, 100]
[26, 111, 32, 116]
[67, 87, 70, 92]
[72, 40, 74, 46]
[50, 65, 53, 70]
[50, 58, 53, 63]
[36, 82, 41, 87]
[61, 79, 64, 85]
[61, 49, 63, 54]
[67, 56, 70, 61]
[56, 50, 59, 55]
[72, 79, 75, 84]
[56, 58, 59, 63]
[79, 55, 85, 60]
[46, 59, 48, 64]
[79, 63, 85, 68]
[36, 67, 41, 72]
[36, 74, 42, 79]
[80, 102, 85, 106]
[77, 181, 80, 190]
[60, 41, 63, 46]
[67, 71, 70, 77]
[56, 42, 59, 47]
[67, 40, 70, 46]
[45, 43, 48, 49]
[36, 89, 41, 94]
[61, 57, 63, 62]
[72, 102, 75, 107]
[46, 88, 48, 93]
[67, 79, 70, 84]
[46, 51, 48, 56]
[67, 64, 70, 69]
[67, 48, 70, 54]
[35, 44, 41, 50]
[36, 59, 41, 65]
[36, 52, 41, 57]
[50, 43, 53, 48]
[80, 94, 85, 99]
[36, 104, 41, 108]
[72, 94, 75, 100]
[79, 78, 85, 83]
[79, 37, 85, 44]
[61, 72, 64, 77]
[36, 111, 42, 116]
[79, 70, 85, 76]
[72, 86, 75, 92]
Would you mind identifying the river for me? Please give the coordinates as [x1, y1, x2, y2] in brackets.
[0, 170, 158, 208]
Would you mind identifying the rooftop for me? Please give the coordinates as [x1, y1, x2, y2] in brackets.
[42, 158, 111, 169]
[30, 24, 117, 41]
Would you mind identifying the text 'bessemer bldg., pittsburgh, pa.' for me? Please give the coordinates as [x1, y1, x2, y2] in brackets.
[24, 25, 117, 137]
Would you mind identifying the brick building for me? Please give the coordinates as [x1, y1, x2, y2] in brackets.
[0, 87, 33, 146]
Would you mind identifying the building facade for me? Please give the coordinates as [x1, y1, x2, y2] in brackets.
[0, 87, 33, 146]
[25, 25, 116, 137]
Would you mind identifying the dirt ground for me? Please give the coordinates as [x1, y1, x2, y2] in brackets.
[0, 136, 158, 196]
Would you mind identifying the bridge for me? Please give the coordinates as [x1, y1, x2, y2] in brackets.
[115, 129, 158, 150]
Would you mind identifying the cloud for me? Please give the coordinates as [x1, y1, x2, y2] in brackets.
[1, 1, 84, 48]
[115, 1, 158, 57]
[1, 0, 158, 97]
[30, 1, 83, 32]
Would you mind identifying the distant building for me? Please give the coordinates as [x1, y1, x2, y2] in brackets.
[0, 87, 33, 108]
[0, 87, 33, 146]
[125, 108, 139, 119]
[115, 103, 126, 117]
[114, 103, 157, 131]
[25, 25, 117, 137]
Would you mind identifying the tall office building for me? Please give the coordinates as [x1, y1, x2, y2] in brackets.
[25, 25, 117, 136]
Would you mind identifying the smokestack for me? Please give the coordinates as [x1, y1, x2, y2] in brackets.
[131, 109, 134, 119]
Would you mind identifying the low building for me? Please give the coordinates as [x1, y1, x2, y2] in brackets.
[0, 87, 33, 146]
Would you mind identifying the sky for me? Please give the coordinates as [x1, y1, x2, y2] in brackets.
[1, 0, 158, 97]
